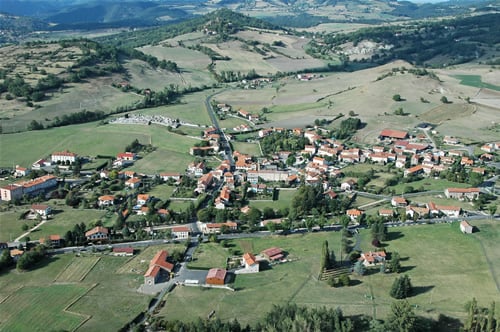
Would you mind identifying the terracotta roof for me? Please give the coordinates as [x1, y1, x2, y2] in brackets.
[150, 250, 174, 272]
[85, 226, 109, 237]
[31, 204, 50, 210]
[362, 251, 386, 263]
[446, 187, 480, 193]
[144, 265, 161, 278]
[243, 253, 257, 266]
[262, 247, 283, 260]
[206, 268, 227, 280]
[346, 209, 362, 216]
[52, 150, 77, 157]
[380, 129, 408, 139]
[98, 195, 114, 201]
[172, 226, 190, 233]
[113, 247, 134, 254]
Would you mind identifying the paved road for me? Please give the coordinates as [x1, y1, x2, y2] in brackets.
[204, 92, 234, 168]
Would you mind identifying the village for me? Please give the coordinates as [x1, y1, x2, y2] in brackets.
[1, 103, 499, 294]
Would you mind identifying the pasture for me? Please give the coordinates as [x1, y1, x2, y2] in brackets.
[0, 284, 90, 332]
[188, 242, 230, 270]
[0, 122, 197, 169]
[54, 256, 101, 283]
[231, 141, 262, 156]
[0, 251, 152, 332]
[160, 221, 499, 325]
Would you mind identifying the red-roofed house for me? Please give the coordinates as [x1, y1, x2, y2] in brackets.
[206, 268, 227, 285]
[444, 188, 480, 200]
[236, 253, 260, 274]
[261, 247, 284, 261]
[460, 220, 473, 234]
[113, 247, 135, 256]
[40, 235, 61, 247]
[379, 129, 408, 140]
[360, 251, 386, 267]
[172, 226, 191, 239]
[98, 195, 115, 207]
[391, 197, 407, 207]
[51, 150, 77, 164]
[144, 250, 174, 285]
[346, 208, 363, 221]
[30, 204, 52, 218]
[117, 152, 137, 161]
[125, 177, 141, 189]
[85, 226, 109, 241]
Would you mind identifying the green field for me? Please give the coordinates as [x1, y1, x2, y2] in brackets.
[0, 122, 198, 169]
[188, 242, 230, 270]
[453, 75, 500, 91]
[248, 189, 296, 211]
[389, 178, 471, 195]
[231, 141, 262, 156]
[0, 284, 90, 332]
[55, 256, 101, 283]
[159, 221, 499, 325]
[0, 206, 108, 243]
[0, 252, 151, 332]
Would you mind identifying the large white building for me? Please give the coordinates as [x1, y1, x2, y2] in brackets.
[51, 150, 78, 164]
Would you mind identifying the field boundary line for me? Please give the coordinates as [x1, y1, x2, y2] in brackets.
[287, 274, 312, 303]
[79, 257, 101, 282]
[0, 285, 23, 304]
[474, 236, 500, 293]
[63, 283, 99, 332]
[54, 258, 75, 282]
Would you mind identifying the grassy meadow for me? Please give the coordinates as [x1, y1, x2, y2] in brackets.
[0, 122, 198, 169]
[0, 252, 154, 332]
[160, 221, 500, 325]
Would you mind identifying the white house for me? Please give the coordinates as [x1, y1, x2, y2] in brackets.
[172, 226, 190, 239]
[235, 252, 260, 274]
[51, 150, 77, 164]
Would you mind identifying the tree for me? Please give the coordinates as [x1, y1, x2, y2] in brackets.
[321, 240, 331, 272]
[21, 223, 29, 231]
[392, 94, 402, 102]
[488, 204, 497, 218]
[385, 300, 417, 332]
[338, 273, 350, 286]
[0, 249, 14, 271]
[440, 96, 449, 103]
[390, 274, 413, 299]
[388, 252, 401, 273]
[353, 260, 365, 276]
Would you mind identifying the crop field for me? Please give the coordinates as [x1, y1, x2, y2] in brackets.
[453, 75, 500, 91]
[160, 222, 499, 325]
[0, 284, 90, 332]
[54, 256, 101, 283]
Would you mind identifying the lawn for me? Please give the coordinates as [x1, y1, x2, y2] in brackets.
[0, 122, 197, 169]
[0, 284, 90, 332]
[116, 244, 185, 275]
[389, 178, 471, 195]
[248, 189, 296, 211]
[231, 141, 262, 156]
[10, 208, 108, 242]
[188, 242, 230, 270]
[159, 223, 499, 325]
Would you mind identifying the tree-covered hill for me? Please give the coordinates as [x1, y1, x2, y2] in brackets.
[97, 8, 283, 49]
[307, 13, 500, 67]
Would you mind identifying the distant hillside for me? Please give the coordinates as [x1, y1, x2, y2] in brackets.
[97, 8, 283, 48]
[0, 13, 49, 44]
[1, 0, 497, 34]
[308, 13, 500, 67]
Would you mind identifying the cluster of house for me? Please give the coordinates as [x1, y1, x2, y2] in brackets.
[189, 127, 221, 156]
